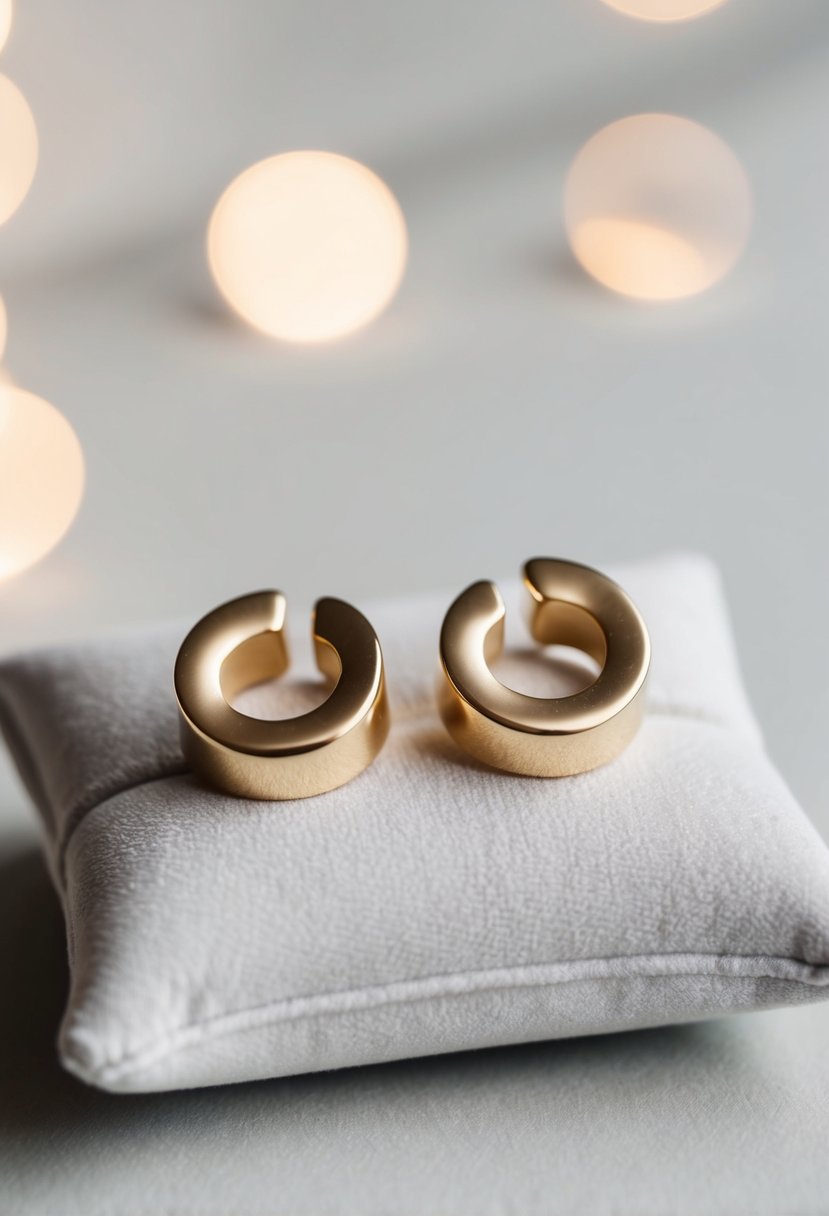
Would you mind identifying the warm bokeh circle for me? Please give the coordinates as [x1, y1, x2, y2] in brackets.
[0, 387, 85, 579]
[208, 151, 408, 343]
[563, 114, 752, 301]
[0, 74, 38, 225]
[598, 0, 728, 21]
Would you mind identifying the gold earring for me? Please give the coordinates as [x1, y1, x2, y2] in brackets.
[437, 558, 650, 777]
[174, 591, 389, 800]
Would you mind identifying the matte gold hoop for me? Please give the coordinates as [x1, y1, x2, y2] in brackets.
[174, 591, 389, 800]
[438, 558, 650, 777]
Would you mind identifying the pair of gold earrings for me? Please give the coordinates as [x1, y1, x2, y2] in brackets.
[174, 557, 650, 801]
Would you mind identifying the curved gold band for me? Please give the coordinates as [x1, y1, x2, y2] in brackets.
[438, 558, 650, 777]
[174, 591, 390, 800]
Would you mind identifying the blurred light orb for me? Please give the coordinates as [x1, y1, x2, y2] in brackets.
[0, 74, 37, 225]
[0, 387, 85, 580]
[598, 0, 728, 21]
[564, 114, 752, 301]
[0, 1, 11, 53]
[208, 150, 408, 343]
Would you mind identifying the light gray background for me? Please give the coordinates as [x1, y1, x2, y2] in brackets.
[1, 1, 827, 1212]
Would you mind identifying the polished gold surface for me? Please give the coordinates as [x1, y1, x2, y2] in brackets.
[438, 558, 650, 777]
[174, 591, 389, 799]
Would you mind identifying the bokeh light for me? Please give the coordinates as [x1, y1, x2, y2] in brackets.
[0, 387, 85, 580]
[598, 0, 728, 21]
[563, 114, 752, 301]
[0, 1, 11, 54]
[208, 150, 408, 343]
[0, 74, 37, 225]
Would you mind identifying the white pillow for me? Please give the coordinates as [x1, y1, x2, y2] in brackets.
[1, 554, 828, 1093]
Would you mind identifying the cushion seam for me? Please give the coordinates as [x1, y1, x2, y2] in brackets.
[52, 703, 758, 886]
[56, 767, 188, 888]
[65, 951, 829, 1087]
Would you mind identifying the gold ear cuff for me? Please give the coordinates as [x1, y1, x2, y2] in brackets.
[437, 558, 650, 777]
[174, 590, 389, 800]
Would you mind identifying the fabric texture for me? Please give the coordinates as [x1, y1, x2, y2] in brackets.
[1, 552, 828, 1095]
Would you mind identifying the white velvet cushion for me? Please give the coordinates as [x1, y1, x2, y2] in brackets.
[1, 553, 828, 1094]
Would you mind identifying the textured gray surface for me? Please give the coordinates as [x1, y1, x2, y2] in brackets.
[0, 0, 828, 1210]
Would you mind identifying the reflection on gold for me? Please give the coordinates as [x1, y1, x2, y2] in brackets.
[208, 150, 408, 343]
[598, 0, 727, 21]
[0, 1, 11, 53]
[564, 114, 752, 301]
[0, 386, 85, 580]
[0, 74, 37, 225]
